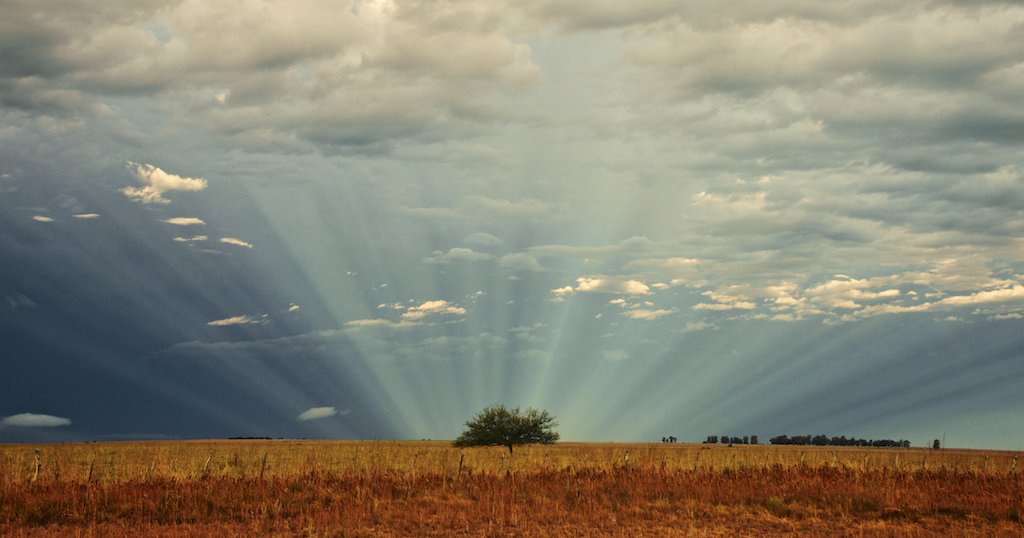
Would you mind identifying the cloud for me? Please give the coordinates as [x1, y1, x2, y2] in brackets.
[465, 232, 501, 246]
[2, 413, 71, 427]
[682, 321, 716, 333]
[4, 293, 37, 309]
[401, 300, 467, 321]
[498, 253, 546, 272]
[220, 238, 254, 249]
[73, 214, 99, 218]
[423, 248, 492, 264]
[174, 236, 208, 242]
[122, 163, 207, 204]
[622, 308, 677, 320]
[575, 277, 650, 295]
[346, 319, 421, 328]
[165, 218, 206, 226]
[603, 349, 630, 361]
[32, 216, 53, 222]
[208, 315, 264, 326]
[297, 407, 349, 421]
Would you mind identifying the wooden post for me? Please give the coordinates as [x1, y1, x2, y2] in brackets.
[87, 453, 95, 482]
[260, 453, 268, 479]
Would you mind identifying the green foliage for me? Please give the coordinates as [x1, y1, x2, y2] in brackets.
[453, 404, 559, 454]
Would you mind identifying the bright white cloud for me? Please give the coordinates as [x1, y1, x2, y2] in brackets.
[73, 214, 99, 218]
[123, 163, 207, 204]
[2, 413, 71, 427]
[575, 277, 650, 295]
[32, 216, 53, 222]
[165, 218, 206, 226]
[220, 238, 254, 249]
[401, 300, 467, 321]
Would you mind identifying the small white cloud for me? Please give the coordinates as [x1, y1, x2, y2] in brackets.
[208, 315, 264, 326]
[401, 300, 466, 320]
[123, 162, 207, 204]
[220, 237, 254, 248]
[297, 407, 349, 421]
[551, 286, 575, 297]
[174, 235, 208, 242]
[165, 218, 205, 226]
[73, 213, 99, 219]
[2, 413, 71, 427]
[287, 304, 300, 312]
[32, 216, 53, 222]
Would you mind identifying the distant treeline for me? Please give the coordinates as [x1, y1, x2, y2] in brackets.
[698, 435, 912, 447]
[769, 435, 910, 448]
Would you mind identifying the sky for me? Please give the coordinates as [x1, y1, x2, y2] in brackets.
[2, 0, 1024, 449]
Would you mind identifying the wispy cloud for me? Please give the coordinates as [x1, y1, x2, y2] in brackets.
[208, 315, 265, 326]
[220, 238, 253, 249]
[297, 407, 348, 421]
[2, 413, 71, 427]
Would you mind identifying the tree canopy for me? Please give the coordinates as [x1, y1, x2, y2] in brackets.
[452, 404, 559, 454]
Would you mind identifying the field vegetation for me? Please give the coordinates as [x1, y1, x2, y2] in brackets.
[1, 440, 1021, 536]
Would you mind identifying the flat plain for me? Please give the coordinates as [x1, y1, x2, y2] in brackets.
[1, 440, 1021, 536]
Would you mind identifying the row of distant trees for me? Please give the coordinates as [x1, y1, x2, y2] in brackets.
[769, 435, 911, 448]
[691, 435, 917, 447]
[701, 435, 758, 445]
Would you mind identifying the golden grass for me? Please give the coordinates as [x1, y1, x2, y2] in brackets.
[0, 441, 1021, 537]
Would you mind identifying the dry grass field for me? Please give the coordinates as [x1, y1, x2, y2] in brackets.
[0, 440, 1021, 536]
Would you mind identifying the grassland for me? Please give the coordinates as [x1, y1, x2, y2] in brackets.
[1, 440, 1021, 536]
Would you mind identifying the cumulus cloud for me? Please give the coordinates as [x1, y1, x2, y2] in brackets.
[297, 407, 349, 421]
[2, 413, 71, 427]
[123, 163, 207, 204]
[401, 300, 467, 321]
[575, 277, 650, 295]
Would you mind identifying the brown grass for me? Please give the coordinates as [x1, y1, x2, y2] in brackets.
[0, 441, 1021, 537]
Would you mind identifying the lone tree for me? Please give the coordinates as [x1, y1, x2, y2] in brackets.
[453, 404, 559, 455]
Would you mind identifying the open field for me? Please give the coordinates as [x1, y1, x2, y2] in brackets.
[1, 441, 1022, 536]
